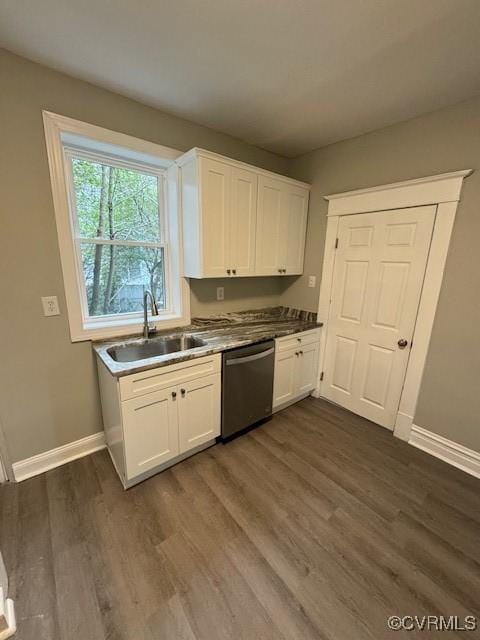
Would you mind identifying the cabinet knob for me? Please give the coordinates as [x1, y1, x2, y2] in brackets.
[299, 350, 303, 356]
[278, 268, 282, 274]
[295, 351, 299, 356]
[181, 388, 186, 396]
[226, 269, 231, 275]
[232, 268, 237, 275]
[282, 269, 286, 274]
[398, 339, 408, 349]
[172, 391, 177, 399]
[297, 337, 301, 343]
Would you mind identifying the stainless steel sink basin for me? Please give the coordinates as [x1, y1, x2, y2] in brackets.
[107, 336, 206, 363]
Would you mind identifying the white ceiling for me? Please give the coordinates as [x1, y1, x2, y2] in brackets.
[1, 0, 480, 157]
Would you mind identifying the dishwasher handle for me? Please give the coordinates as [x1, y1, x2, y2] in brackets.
[225, 347, 275, 366]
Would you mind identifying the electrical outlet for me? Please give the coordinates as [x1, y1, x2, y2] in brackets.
[216, 286, 225, 301]
[41, 296, 60, 316]
[308, 275, 316, 288]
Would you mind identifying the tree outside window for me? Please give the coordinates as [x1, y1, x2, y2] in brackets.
[70, 156, 167, 318]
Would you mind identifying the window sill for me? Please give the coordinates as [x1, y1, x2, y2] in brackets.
[72, 313, 191, 343]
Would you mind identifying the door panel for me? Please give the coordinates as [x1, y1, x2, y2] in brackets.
[230, 168, 257, 276]
[123, 388, 178, 479]
[255, 177, 283, 275]
[360, 344, 394, 407]
[339, 261, 369, 322]
[200, 158, 231, 277]
[178, 374, 220, 454]
[372, 262, 410, 329]
[322, 206, 436, 429]
[331, 336, 357, 394]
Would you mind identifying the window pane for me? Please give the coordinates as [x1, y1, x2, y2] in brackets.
[80, 244, 166, 317]
[72, 157, 161, 242]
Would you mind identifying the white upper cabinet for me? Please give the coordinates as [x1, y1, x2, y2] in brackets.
[230, 167, 258, 277]
[284, 185, 309, 274]
[178, 149, 309, 278]
[255, 177, 309, 276]
[255, 176, 285, 275]
[199, 158, 231, 277]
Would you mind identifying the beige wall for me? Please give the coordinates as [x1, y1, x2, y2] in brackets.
[283, 95, 480, 452]
[0, 49, 289, 463]
[190, 277, 287, 316]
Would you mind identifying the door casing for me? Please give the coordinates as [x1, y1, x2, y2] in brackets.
[315, 170, 472, 442]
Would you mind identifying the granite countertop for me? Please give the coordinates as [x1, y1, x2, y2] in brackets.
[94, 306, 322, 377]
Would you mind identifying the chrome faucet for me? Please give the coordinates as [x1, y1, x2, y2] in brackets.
[143, 290, 159, 339]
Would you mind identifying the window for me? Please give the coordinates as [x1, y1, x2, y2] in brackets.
[44, 112, 189, 341]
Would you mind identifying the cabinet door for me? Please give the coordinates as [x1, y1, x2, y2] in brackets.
[296, 342, 319, 396]
[122, 388, 179, 479]
[255, 176, 284, 275]
[273, 349, 298, 408]
[230, 167, 257, 276]
[200, 158, 231, 277]
[284, 186, 309, 274]
[177, 374, 221, 454]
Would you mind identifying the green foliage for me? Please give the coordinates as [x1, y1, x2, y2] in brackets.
[71, 157, 165, 317]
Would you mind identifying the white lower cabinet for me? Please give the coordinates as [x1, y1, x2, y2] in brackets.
[273, 329, 321, 410]
[177, 374, 221, 453]
[273, 349, 298, 407]
[123, 389, 179, 479]
[296, 342, 319, 395]
[97, 354, 221, 488]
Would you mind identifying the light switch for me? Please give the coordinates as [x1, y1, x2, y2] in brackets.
[41, 296, 60, 316]
[308, 275, 316, 288]
[216, 287, 225, 301]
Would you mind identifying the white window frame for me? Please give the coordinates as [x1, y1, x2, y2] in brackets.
[43, 111, 190, 341]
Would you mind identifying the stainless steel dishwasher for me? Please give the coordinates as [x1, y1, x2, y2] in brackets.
[221, 340, 275, 440]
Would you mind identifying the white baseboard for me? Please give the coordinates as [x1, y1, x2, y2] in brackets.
[12, 432, 106, 482]
[0, 587, 15, 640]
[409, 425, 480, 479]
[393, 411, 413, 441]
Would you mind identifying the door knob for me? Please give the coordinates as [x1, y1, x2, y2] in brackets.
[397, 339, 408, 349]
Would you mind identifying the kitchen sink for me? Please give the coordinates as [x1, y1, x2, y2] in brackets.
[107, 335, 206, 363]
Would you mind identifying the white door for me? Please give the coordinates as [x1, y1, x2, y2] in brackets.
[200, 158, 231, 277]
[296, 342, 319, 395]
[322, 206, 436, 429]
[123, 388, 179, 478]
[255, 176, 284, 275]
[177, 374, 221, 454]
[284, 186, 309, 274]
[230, 167, 257, 276]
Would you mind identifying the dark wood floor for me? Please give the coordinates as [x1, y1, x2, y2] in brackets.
[1, 397, 480, 640]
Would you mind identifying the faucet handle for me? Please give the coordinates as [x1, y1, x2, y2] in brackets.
[152, 298, 159, 316]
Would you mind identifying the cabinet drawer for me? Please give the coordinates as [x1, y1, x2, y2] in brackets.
[119, 354, 221, 401]
[275, 329, 321, 354]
